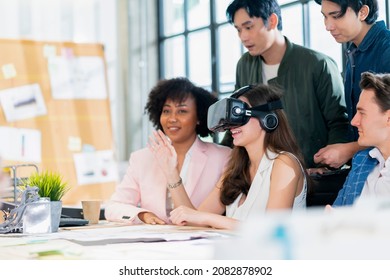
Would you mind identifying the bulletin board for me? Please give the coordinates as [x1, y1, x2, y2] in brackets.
[0, 39, 117, 205]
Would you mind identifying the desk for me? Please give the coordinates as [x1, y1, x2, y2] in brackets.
[0, 222, 234, 260]
[4, 202, 390, 260]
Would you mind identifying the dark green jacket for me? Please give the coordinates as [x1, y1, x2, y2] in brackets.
[235, 37, 349, 167]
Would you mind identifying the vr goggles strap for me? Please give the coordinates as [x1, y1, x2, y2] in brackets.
[245, 99, 283, 116]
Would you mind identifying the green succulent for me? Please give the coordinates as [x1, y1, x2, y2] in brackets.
[23, 171, 70, 201]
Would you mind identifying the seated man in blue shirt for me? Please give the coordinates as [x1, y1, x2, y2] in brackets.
[333, 72, 390, 206]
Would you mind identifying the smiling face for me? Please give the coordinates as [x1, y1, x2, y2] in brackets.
[159, 96, 198, 146]
[351, 89, 390, 150]
[320, 0, 369, 46]
[230, 97, 265, 148]
[233, 8, 275, 57]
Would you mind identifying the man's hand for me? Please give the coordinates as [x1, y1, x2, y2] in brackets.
[314, 142, 359, 168]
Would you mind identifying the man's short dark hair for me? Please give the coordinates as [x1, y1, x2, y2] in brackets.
[360, 71, 390, 112]
[314, 0, 378, 24]
[226, 0, 283, 30]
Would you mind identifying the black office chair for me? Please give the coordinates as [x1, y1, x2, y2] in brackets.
[306, 168, 350, 207]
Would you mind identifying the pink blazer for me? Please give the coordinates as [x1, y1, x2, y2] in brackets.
[105, 137, 231, 224]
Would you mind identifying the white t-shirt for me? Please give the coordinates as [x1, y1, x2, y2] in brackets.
[262, 61, 279, 84]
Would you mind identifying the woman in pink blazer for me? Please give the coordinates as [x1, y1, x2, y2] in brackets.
[105, 78, 231, 224]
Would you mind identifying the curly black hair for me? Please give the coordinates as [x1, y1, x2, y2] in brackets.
[144, 77, 218, 138]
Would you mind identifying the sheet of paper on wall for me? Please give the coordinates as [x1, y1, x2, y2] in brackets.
[73, 150, 118, 185]
[0, 127, 41, 162]
[0, 83, 47, 122]
[43, 44, 57, 58]
[47, 55, 107, 100]
[1, 63, 17, 79]
[67, 136, 82, 152]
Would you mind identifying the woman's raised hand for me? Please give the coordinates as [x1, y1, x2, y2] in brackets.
[148, 129, 178, 177]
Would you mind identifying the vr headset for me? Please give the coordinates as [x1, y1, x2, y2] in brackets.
[207, 86, 283, 133]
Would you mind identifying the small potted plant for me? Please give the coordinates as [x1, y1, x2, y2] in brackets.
[23, 170, 70, 232]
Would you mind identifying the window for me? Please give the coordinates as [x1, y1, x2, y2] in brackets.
[217, 23, 242, 93]
[308, 1, 342, 69]
[159, 0, 242, 93]
[163, 35, 186, 78]
[188, 29, 212, 87]
[282, 3, 304, 46]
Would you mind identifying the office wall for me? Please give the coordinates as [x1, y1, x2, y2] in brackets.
[0, 39, 117, 204]
[0, 1, 159, 160]
[0, 1, 127, 205]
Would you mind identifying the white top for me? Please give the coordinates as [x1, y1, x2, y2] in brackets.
[361, 148, 390, 197]
[262, 61, 279, 84]
[226, 150, 306, 221]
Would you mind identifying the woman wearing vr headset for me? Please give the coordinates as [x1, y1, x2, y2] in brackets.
[152, 84, 307, 230]
[105, 77, 231, 225]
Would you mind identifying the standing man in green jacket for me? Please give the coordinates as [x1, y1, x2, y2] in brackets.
[225, 0, 349, 172]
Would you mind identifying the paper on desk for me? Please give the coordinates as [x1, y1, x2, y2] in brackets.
[0, 224, 231, 260]
[0, 237, 83, 260]
[54, 224, 228, 246]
